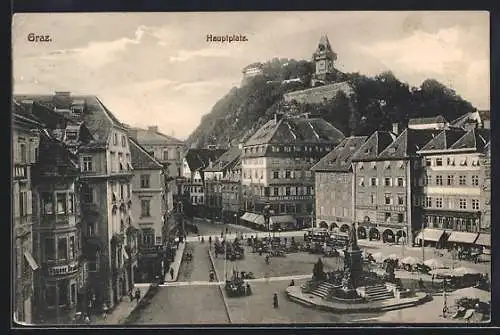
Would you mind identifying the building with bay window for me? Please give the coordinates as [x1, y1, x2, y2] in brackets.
[240, 113, 344, 230]
[12, 101, 43, 324]
[15, 92, 139, 314]
[129, 137, 166, 282]
[31, 129, 82, 324]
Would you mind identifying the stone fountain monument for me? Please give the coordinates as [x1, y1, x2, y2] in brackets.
[341, 223, 363, 291]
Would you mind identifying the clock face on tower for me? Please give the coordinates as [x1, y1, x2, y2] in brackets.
[317, 60, 326, 73]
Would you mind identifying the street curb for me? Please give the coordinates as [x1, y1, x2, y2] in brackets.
[165, 242, 186, 283]
[207, 248, 232, 324]
[119, 284, 154, 325]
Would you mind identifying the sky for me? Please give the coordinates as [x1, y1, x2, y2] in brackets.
[12, 11, 489, 140]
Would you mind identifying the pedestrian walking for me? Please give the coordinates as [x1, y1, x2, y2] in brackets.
[273, 293, 279, 308]
[135, 289, 141, 304]
[84, 314, 91, 325]
[170, 267, 174, 280]
[128, 288, 134, 302]
[102, 304, 108, 320]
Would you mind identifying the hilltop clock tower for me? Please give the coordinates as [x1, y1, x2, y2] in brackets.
[311, 34, 337, 87]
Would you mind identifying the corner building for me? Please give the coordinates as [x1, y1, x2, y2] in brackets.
[415, 128, 490, 248]
[240, 113, 345, 230]
[16, 92, 139, 313]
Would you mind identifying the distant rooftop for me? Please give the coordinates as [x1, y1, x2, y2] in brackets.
[128, 126, 184, 146]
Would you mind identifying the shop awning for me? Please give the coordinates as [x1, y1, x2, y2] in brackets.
[415, 228, 445, 242]
[240, 212, 252, 222]
[475, 234, 491, 247]
[447, 231, 479, 244]
[240, 212, 265, 226]
[24, 251, 39, 271]
[270, 215, 296, 225]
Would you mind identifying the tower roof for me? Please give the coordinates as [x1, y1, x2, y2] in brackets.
[319, 34, 332, 50]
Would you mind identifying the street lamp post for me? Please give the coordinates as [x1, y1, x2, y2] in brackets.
[421, 219, 426, 263]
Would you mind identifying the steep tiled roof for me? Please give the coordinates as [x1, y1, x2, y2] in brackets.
[204, 146, 241, 172]
[378, 129, 442, 160]
[12, 100, 45, 127]
[130, 127, 184, 145]
[351, 131, 396, 162]
[449, 128, 490, 151]
[419, 128, 466, 152]
[450, 111, 482, 128]
[311, 136, 367, 172]
[129, 137, 163, 170]
[408, 115, 447, 125]
[14, 94, 128, 144]
[185, 148, 226, 172]
[245, 116, 345, 146]
[34, 129, 79, 177]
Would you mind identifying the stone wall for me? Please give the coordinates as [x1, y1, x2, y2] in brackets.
[283, 81, 354, 104]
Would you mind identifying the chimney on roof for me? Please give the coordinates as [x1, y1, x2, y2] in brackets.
[148, 126, 159, 132]
[392, 122, 399, 135]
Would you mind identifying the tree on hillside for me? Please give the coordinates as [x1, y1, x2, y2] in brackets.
[186, 59, 477, 149]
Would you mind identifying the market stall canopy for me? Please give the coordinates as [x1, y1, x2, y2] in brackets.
[447, 231, 479, 244]
[401, 256, 419, 265]
[475, 234, 491, 247]
[453, 287, 491, 303]
[452, 267, 482, 276]
[240, 212, 265, 226]
[429, 268, 453, 277]
[415, 228, 445, 242]
[386, 254, 399, 260]
[372, 252, 385, 263]
[424, 258, 445, 269]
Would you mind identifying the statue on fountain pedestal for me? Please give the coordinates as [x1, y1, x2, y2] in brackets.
[341, 223, 363, 291]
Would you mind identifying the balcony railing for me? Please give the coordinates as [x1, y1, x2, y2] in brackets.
[13, 165, 28, 180]
[45, 259, 79, 276]
[355, 204, 378, 210]
[255, 195, 313, 202]
[39, 214, 77, 228]
[380, 205, 406, 212]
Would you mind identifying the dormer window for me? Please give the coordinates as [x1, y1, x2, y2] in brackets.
[385, 162, 391, 169]
[71, 106, 83, 114]
[359, 163, 364, 170]
[371, 162, 377, 170]
[65, 131, 78, 141]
